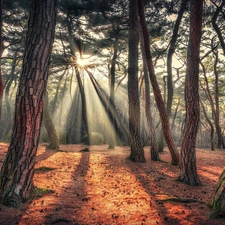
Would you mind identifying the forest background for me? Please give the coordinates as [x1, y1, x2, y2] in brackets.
[0, 0, 225, 220]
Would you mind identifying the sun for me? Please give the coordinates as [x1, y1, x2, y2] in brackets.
[76, 56, 91, 69]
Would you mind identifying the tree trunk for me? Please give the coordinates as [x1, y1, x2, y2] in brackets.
[200, 101, 214, 151]
[209, 168, 225, 218]
[137, 0, 179, 165]
[140, 31, 159, 161]
[166, 0, 189, 118]
[178, 0, 203, 186]
[128, 0, 145, 163]
[0, 0, 57, 207]
[76, 69, 90, 145]
[43, 92, 60, 150]
[0, 0, 3, 124]
[108, 25, 119, 149]
[1, 49, 18, 140]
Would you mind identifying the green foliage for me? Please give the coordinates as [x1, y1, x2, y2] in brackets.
[31, 187, 55, 200]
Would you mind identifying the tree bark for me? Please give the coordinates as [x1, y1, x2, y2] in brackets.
[209, 168, 225, 218]
[0, 0, 3, 125]
[0, 0, 57, 207]
[137, 0, 179, 165]
[43, 92, 60, 150]
[128, 0, 145, 163]
[178, 0, 203, 186]
[140, 30, 159, 161]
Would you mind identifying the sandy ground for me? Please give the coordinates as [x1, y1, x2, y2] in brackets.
[0, 142, 224, 225]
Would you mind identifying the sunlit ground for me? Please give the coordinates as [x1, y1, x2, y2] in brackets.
[0, 144, 224, 225]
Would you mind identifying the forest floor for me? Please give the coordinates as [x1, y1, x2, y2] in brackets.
[0, 143, 225, 225]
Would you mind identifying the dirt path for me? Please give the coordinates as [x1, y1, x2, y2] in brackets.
[0, 143, 224, 224]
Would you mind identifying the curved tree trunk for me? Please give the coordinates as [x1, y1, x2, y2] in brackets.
[140, 31, 159, 161]
[0, 0, 57, 207]
[178, 0, 203, 186]
[43, 92, 60, 150]
[128, 0, 145, 163]
[137, 0, 179, 165]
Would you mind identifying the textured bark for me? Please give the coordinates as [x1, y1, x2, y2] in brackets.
[128, 0, 145, 163]
[43, 92, 60, 150]
[0, 0, 57, 207]
[178, 0, 203, 186]
[0, 0, 3, 124]
[209, 169, 225, 218]
[137, 0, 179, 165]
[166, 0, 189, 117]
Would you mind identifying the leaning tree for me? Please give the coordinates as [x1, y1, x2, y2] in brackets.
[0, 0, 57, 207]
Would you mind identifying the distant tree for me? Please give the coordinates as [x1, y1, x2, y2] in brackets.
[43, 92, 60, 150]
[128, 0, 145, 162]
[178, 0, 203, 186]
[0, 0, 57, 207]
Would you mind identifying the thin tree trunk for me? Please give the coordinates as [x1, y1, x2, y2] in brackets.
[0, 0, 57, 207]
[108, 25, 119, 149]
[200, 101, 214, 151]
[76, 69, 90, 145]
[140, 30, 159, 161]
[166, 0, 189, 117]
[43, 92, 60, 150]
[128, 0, 146, 163]
[178, 0, 203, 186]
[137, 0, 179, 165]
[1, 49, 18, 140]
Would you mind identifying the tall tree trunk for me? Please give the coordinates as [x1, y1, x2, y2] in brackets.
[178, 0, 203, 186]
[128, 0, 145, 162]
[213, 49, 224, 148]
[108, 25, 119, 149]
[0, 0, 57, 207]
[76, 69, 90, 145]
[140, 31, 159, 161]
[166, 0, 189, 118]
[137, 0, 179, 165]
[0, 0, 3, 124]
[43, 92, 60, 150]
